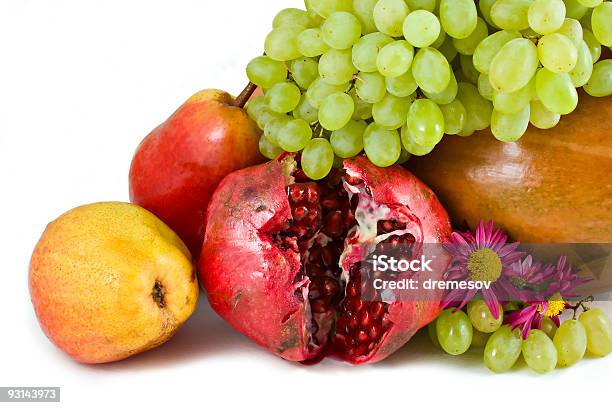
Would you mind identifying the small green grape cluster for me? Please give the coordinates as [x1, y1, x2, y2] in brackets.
[429, 300, 612, 374]
[246, 0, 612, 179]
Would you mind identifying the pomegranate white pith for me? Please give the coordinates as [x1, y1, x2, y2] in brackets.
[200, 155, 452, 364]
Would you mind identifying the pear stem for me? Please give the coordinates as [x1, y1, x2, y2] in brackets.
[234, 82, 257, 109]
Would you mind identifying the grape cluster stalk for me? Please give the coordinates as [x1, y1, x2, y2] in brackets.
[246, 0, 612, 179]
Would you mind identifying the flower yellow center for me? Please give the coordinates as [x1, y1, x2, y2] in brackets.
[538, 293, 566, 318]
[467, 248, 502, 283]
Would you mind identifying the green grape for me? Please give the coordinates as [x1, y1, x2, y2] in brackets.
[319, 49, 357, 85]
[439, 100, 467, 135]
[264, 115, 290, 145]
[580, 7, 593, 29]
[460, 54, 480, 84]
[259, 136, 284, 159]
[298, 28, 329, 57]
[373, 93, 411, 130]
[322, 12, 362, 50]
[377, 41, 415, 78]
[432, 27, 447, 49]
[293, 95, 319, 124]
[491, 105, 530, 142]
[363, 124, 402, 167]
[569, 40, 594, 86]
[579, 308, 612, 357]
[277, 118, 313, 152]
[536, 68, 579, 114]
[406, 0, 436, 11]
[330, 120, 367, 158]
[538, 33, 578, 73]
[584, 59, 612, 97]
[307, 0, 352, 18]
[302, 138, 335, 180]
[528, 0, 566, 34]
[467, 300, 503, 333]
[578, 0, 603, 6]
[306, 78, 350, 108]
[541, 316, 559, 338]
[396, 149, 411, 164]
[557, 18, 584, 47]
[478, 74, 496, 100]
[491, 0, 533, 30]
[401, 125, 437, 155]
[386, 70, 419, 97]
[403, 10, 441, 48]
[484, 325, 523, 372]
[489, 38, 539, 93]
[349, 89, 374, 120]
[530, 100, 561, 129]
[471, 329, 492, 348]
[246, 95, 267, 122]
[453, 18, 489, 55]
[290, 57, 319, 89]
[522, 329, 558, 373]
[412, 48, 451, 93]
[246, 56, 288, 89]
[473, 30, 522, 74]
[493, 82, 532, 114]
[583, 29, 602, 62]
[554, 319, 587, 367]
[439, 0, 478, 39]
[437, 36, 458, 63]
[592, 2, 612, 46]
[373, 0, 410, 37]
[436, 309, 473, 355]
[480, 0, 500, 28]
[356, 72, 387, 103]
[564, 0, 589, 19]
[256, 109, 283, 130]
[457, 82, 493, 130]
[319, 92, 355, 130]
[353, 0, 379, 34]
[407, 99, 445, 146]
[423, 71, 458, 104]
[352, 32, 394, 73]
[265, 27, 303, 61]
[273, 8, 315, 29]
[265, 82, 302, 113]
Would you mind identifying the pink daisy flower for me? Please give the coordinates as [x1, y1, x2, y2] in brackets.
[505, 255, 555, 302]
[442, 220, 524, 319]
[505, 256, 592, 339]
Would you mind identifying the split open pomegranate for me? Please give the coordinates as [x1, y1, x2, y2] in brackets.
[199, 155, 452, 364]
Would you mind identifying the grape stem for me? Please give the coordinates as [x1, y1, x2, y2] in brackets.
[567, 296, 595, 319]
[233, 82, 258, 109]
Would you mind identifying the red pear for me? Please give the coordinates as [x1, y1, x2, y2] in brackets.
[130, 85, 264, 254]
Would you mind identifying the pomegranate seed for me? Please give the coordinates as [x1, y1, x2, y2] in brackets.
[369, 325, 381, 341]
[305, 185, 319, 203]
[324, 211, 344, 238]
[370, 302, 385, 320]
[321, 246, 334, 267]
[348, 314, 359, 330]
[322, 277, 339, 296]
[321, 194, 340, 210]
[360, 310, 372, 328]
[357, 330, 370, 344]
[293, 206, 308, 221]
[347, 297, 363, 313]
[311, 299, 330, 313]
[346, 281, 359, 298]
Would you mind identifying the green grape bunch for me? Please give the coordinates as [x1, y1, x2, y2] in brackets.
[246, 0, 612, 179]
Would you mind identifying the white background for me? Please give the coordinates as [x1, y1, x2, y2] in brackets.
[1, 1, 610, 407]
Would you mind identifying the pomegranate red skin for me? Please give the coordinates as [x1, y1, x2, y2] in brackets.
[199, 156, 452, 364]
[129, 89, 264, 254]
